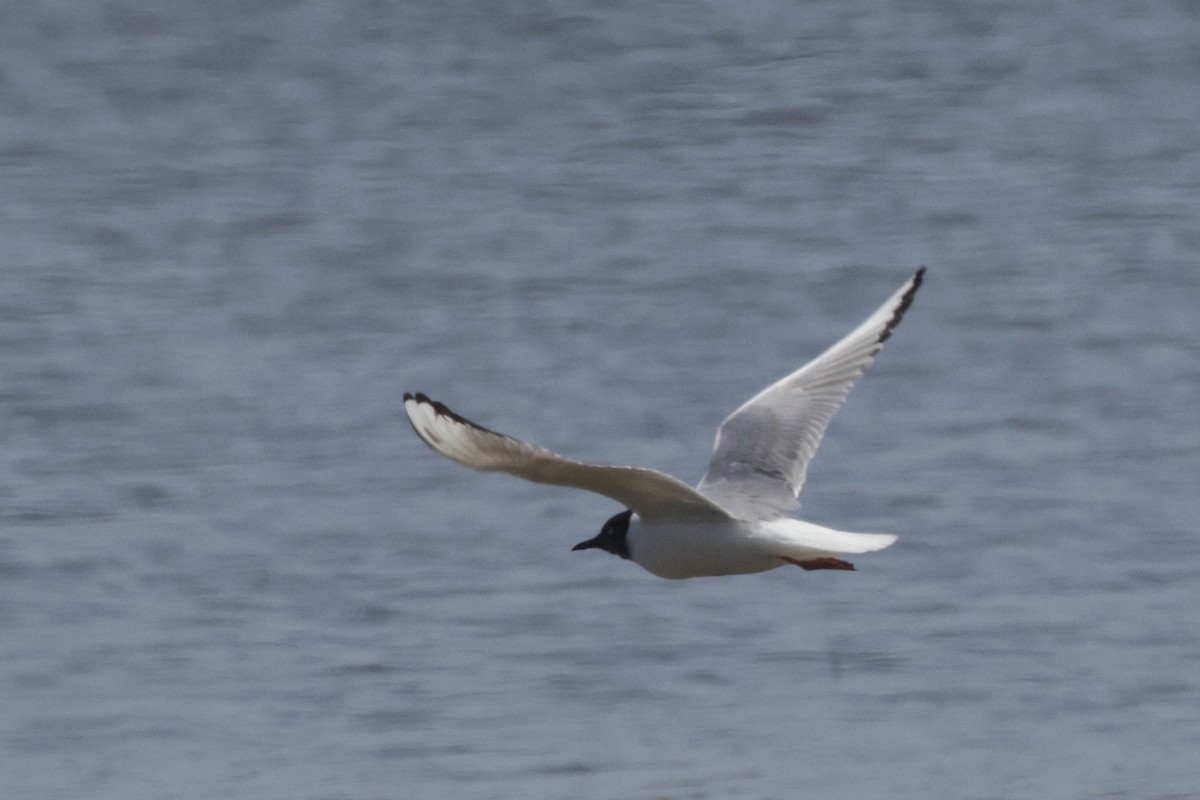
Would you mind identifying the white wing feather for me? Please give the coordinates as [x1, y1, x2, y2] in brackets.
[696, 268, 924, 519]
[404, 393, 732, 522]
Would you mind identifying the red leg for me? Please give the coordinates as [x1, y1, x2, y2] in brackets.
[781, 556, 856, 571]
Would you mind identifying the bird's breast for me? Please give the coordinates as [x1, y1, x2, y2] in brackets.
[627, 520, 779, 579]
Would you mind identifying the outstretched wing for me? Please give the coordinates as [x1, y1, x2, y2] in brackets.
[404, 393, 732, 522]
[696, 268, 925, 519]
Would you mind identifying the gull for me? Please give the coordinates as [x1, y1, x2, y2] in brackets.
[404, 268, 924, 579]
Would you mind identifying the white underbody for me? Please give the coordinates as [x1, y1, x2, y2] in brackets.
[626, 515, 897, 579]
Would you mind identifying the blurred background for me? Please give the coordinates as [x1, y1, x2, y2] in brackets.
[1, 1, 1198, 798]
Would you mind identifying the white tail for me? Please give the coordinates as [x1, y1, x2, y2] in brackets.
[759, 518, 898, 556]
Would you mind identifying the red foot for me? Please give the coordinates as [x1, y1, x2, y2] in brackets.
[782, 556, 856, 571]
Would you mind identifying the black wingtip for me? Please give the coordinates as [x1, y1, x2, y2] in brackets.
[404, 392, 438, 408]
[403, 392, 510, 440]
[877, 267, 926, 345]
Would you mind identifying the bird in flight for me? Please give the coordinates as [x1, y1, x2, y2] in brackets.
[405, 268, 924, 579]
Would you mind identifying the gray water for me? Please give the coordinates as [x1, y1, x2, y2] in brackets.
[2, 1, 1199, 798]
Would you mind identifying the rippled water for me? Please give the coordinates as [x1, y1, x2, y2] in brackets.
[2, 2, 1199, 798]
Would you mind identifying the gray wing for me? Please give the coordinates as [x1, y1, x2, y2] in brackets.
[404, 393, 732, 522]
[696, 269, 924, 519]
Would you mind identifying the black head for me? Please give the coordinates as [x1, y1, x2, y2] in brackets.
[572, 509, 632, 560]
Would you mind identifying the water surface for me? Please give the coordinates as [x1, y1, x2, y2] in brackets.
[2, 2, 1199, 798]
